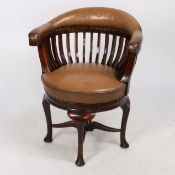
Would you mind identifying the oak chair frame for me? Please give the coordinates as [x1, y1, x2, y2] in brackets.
[29, 22, 142, 166]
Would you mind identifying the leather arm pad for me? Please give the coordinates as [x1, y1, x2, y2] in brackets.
[128, 30, 143, 54]
[28, 23, 53, 46]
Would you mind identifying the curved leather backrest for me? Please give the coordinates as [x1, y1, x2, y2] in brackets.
[50, 7, 141, 35]
[29, 7, 142, 46]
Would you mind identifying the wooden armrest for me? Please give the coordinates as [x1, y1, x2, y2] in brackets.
[120, 31, 143, 93]
[28, 23, 53, 46]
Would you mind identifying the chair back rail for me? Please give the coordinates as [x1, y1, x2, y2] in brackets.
[38, 27, 129, 75]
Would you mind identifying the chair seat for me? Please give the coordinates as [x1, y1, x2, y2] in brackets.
[42, 63, 126, 104]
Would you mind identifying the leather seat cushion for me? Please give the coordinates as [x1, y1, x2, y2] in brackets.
[42, 63, 126, 104]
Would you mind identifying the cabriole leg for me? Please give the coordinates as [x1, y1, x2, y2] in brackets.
[120, 97, 130, 148]
[42, 95, 53, 143]
[75, 121, 85, 167]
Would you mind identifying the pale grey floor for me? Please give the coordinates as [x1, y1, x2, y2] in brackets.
[0, 86, 175, 175]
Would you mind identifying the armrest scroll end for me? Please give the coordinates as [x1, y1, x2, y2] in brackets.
[28, 33, 40, 46]
[28, 23, 53, 46]
[128, 30, 143, 54]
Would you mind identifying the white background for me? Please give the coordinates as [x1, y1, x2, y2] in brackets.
[0, 1, 175, 175]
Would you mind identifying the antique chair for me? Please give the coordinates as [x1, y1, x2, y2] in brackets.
[29, 7, 142, 166]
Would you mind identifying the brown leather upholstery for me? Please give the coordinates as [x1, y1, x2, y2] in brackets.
[28, 7, 143, 166]
[29, 7, 142, 46]
[42, 63, 126, 104]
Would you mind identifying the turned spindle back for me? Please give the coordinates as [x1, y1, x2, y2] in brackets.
[40, 27, 129, 72]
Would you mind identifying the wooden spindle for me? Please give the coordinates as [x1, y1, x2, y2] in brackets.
[101, 34, 109, 65]
[46, 39, 57, 70]
[51, 36, 61, 66]
[107, 35, 117, 66]
[38, 42, 51, 73]
[58, 34, 67, 65]
[117, 39, 129, 68]
[66, 33, 73, 63]
[89, 32, 93, 63]
[83, 32, 86, 63]
[75, 32, 79, 63]
[95, 33, 101, 64]
[112, 37, 124, 67]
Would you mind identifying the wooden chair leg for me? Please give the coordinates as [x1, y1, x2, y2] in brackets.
[42, 96, 53, 143]
[120, 97, 130, 148]
[75, 121, 85, 167]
